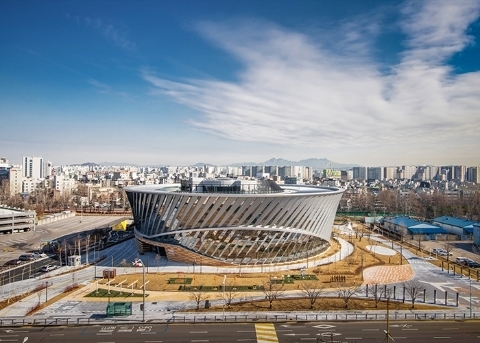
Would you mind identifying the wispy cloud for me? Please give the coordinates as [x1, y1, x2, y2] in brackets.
[142, 1, 480, 155]
[88, 78, 131, 99]
[67, 13, 136, 51]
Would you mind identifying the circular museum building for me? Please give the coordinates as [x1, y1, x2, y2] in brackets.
[126, 177, 344, 266]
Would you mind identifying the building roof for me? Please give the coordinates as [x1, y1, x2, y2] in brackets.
[385, 216, 446, 234]
[433, 216, 479, 229]
[408, 224, 448, 234]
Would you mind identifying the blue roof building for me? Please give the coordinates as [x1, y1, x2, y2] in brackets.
[433, 216, 480, 237]
[384, 216, 447, 238]
[474, 223, 480, 245]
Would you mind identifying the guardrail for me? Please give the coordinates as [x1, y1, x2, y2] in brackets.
[0, 311, 478, 327]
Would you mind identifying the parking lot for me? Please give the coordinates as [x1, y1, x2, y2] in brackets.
[0, 215, 124, 266]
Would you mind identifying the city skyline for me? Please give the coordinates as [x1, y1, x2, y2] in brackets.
[1, 1, 480, 167]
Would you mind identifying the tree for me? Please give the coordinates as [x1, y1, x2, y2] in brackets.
[441, 241, 454, 262]
[403, 280, 426, 309]
[262, 279, 284, 309]
[472, 244, 480, 263]
[300, 281, 324, 309]
[354, 224, 369, 242]
[368, 284, 387, 308]
[337, 284, 361, 309]
[189, 287, 209, 310]
[84, 234, 91, 265]
[155, 254, 162, 272]
[220, 282, 242, 309]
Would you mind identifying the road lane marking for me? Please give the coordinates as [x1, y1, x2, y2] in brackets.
[434, 337, 451, 339]
[442, 328, 459, 330]
[190, 331, 208, 334]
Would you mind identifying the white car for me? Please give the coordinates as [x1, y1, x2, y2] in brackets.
[41, 265, 56, 272]
[132, 258, 143, 267]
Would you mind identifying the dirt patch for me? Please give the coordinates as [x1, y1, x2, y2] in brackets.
[188, 297, 447, 312]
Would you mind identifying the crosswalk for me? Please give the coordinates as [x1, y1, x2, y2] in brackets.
[407, 258, 431, 265]
[255, 323, 279, 343]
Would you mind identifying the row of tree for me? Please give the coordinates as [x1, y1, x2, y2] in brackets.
[341, 188, 480, 221]
[0, 180, 130, 217]
[188, 279, 427, 311]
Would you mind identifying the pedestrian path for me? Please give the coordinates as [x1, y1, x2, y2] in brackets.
[363, 264, 414, 284]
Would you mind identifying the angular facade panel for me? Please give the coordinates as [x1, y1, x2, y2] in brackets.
[126, 183, 344, 266]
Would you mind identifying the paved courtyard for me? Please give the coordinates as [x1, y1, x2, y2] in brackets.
[363, 264, 414, 284]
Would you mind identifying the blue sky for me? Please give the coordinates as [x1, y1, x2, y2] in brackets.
[1, 0, 480, 167]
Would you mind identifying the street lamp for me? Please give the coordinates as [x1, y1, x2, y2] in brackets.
[222, 275, 226, 321]
[142, 263, 146, 322]
[470, 277, 473, 318]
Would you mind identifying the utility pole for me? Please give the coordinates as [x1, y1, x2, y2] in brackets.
[222, 275, 226, 321]
[383, 295, 394, 342]
[142, 264, 146, 322]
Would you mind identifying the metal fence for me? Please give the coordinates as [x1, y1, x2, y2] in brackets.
[0, 311, 478, 327]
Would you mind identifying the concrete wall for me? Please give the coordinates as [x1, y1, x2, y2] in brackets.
[37, 211, 75, 225]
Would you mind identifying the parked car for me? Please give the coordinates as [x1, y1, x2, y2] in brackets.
[466, 260, 480, 268]
[4, 259, 21, 266]
[132, 258, 143, 267]
[18, 254, 35, 261]
[456, 257, 469, 265]
[433, 248, 452, 256]
[41, 264, 56, 272]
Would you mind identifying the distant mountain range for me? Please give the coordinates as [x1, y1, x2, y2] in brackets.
[77, 158, 361, 170]
[229, 158, 361, 170]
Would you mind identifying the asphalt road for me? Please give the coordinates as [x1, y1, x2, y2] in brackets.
[1, 321, 480, 343]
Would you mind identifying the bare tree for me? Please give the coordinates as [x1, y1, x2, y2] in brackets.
[354, 224, 369, 242]
[300, 281, 324, 309]
[155, 254, 161, 272]
[337, 284, 361, 309]
[84, 234, 91, 265]
[368, 284, 387, 308]
[472, 244, 480, 263]
[189, 287, 209, 310]
[262, 279, 284, 309]
[220, 282, 242, 309]
[441, 241, 454, 262]
[403, 280, 426, 309]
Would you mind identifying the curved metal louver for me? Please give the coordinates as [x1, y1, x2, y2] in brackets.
[126, 183, 344, 266]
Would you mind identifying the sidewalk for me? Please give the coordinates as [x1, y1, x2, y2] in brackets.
[0, 235, 472, 323]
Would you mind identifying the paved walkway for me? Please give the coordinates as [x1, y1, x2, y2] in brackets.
[363, 265, 414, 284]
[1, 233, 478, 321]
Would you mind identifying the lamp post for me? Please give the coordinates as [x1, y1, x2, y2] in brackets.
[470, 277, 473, 318]
[142, 263, 146, 322]
[222, 275, 226, 321]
